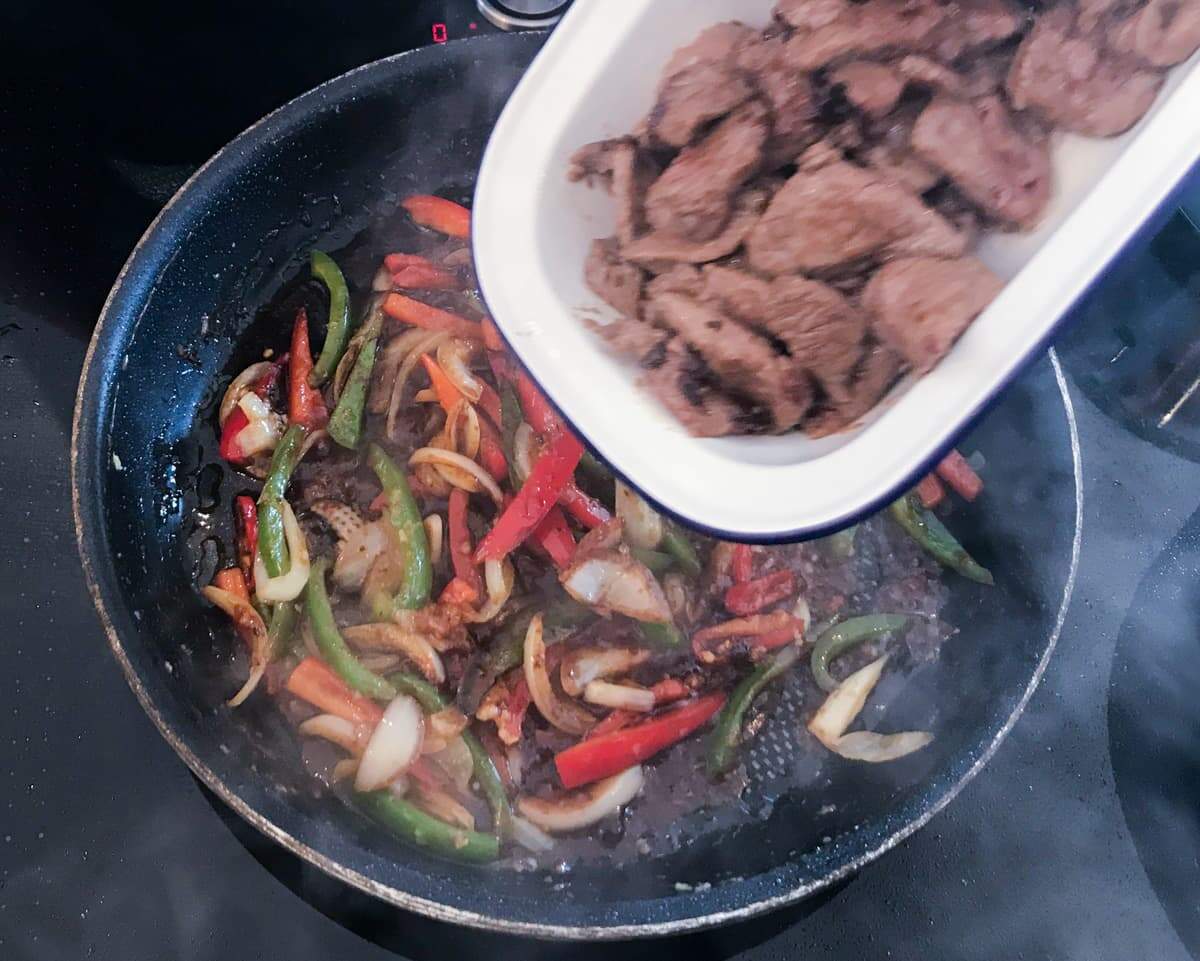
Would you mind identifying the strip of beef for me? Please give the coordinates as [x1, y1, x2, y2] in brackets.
[858, 100, 943, 195]
[623, 188, 768, 266]
[783, 0, 950, 69]
[864, 256, 1003, 374]
[568, 138, 660, 245]
[644, 100, 770, 243]
[640, 339, 746, 437]
[736, 36, 821, 166]
[911, 95, 1051, 228]
[1006, 9, 1163, 137]
[745, 160, 966, 276]
[924, 0, 1025, 62]
[646, 22, 758, 149]
[646, 291, 811, 430]
[584, 237, 644, 318]
[589, 316, 668, 366]
[1108, 0, 1200, 68]
[805, 341, 904, 437]
[830, 61, 906, 118]
[1077, 0, 1129, 31]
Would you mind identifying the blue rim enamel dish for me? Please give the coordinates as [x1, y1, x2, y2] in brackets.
[473, 0, 1200, 542]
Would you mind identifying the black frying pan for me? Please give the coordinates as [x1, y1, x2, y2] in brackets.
[71, 33, 1082, 938]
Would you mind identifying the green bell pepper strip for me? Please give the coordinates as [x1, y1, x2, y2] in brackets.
[706, 644, 800, 779]
[367, 443, 432, 612]
[360, 791, 500, 863]
[305, 558, 397, 701]
[308, 250, 351, 387]
[256, 423, 310, 577]
[327, 305, 383, 449]
[660, 526, 702, 579]
[266, 600, 301, 659]
[388, 671, 514, 839]
[499, 381, 525, 491]
[810, 614, 913, 692]
[889, 495, 994, 585]
[631, 547, 674, 575]
[825, 525, 857, 560]
[456, 598, 592, 713]
[637, 620, 686, 649]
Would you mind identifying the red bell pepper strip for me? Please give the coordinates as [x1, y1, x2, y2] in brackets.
[555, 692, 727, 789]
[724, 569, 796, 616]
[750, 622, 803, 653]
[587, 709, 635, 740]
[219, 406, 252, 463]
[285, 657, 384, 728]
[692, 610, 798, 663]
[439, 576, 480, 606]
[233, 495, 259, 590]
[384, 253, 439, 273]
[731, 544, 754, 584]
[477, 415, 509, 482]
[650, 678, 691, 704]
[481, 316, 506, 352]
[448, 489, 483, 595]
[474, 431, 584, 563]
[497, 675, 531, 745]
[401, 195, 471, 238]
[382, 293, 483, 341]
[529, 505, 576, 568]
[915, 473, 946, 509]
[558, 483, 611, 530]
[420, 353, 464, 412]
[515, 371, 564, 436]
[477, 383, 503, 427]
[288, 309, 328, 429]
[392, 265, 459, 290]
[213, 566, 250, 601]
[935, 449, 983, 502]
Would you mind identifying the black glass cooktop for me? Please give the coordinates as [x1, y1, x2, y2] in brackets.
[4, 2, 1200, 958]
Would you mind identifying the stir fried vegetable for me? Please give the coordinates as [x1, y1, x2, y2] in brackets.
[202, 216, 986, 864]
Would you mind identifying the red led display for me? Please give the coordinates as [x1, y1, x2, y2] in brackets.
[432, 22, 448, 43]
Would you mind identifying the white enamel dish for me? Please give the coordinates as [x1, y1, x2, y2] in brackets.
[474, 0, 1200, 541]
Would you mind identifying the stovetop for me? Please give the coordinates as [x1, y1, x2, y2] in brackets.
[4, 3, 1200, 958]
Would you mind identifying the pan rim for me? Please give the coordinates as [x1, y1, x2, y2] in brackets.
[70, 35, 1084, 940]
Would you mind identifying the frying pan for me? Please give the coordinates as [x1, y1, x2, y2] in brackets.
[71, 33, 1082, 938]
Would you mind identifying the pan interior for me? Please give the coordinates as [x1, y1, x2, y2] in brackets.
[74, 33, 1079, 934]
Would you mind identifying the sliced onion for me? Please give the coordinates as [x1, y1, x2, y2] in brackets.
[413, 461, 453, 498]
[428, 707, 469, 742]
[465, 558, 514, 624]
[512, 423, 537, 484]
[387, 330, 450, 439]
[310, 501, 389, 592]
[409, 447, 504, 505]
[233, 392, 285, 458]
[427, 734, 474, 792]
[437, 338, 484, 402]
[829, 730, 933, 762]
[357, 652, 402, 673]
[201, 585, 270, 707]
[576, 518, 624, 556]
[342, 623, 445, 684]
[331, 758, 361, 783]
[371, 329, 430, 414]
[299, 713, 366, 754]
[355, 694, 425, 792]
[615, 480, 663, 550]
[219, 361, 277, 426]
[410, 784, 475, 831]
[444, 399, 481, 461]
[517, 765, 644, 834]
[663, 572, 689, 621]
[559, 645, 651, 697]
[807, 654, 888, 748]
[511, 815, 555, 853]
[560, 551, 671, 623]
[372, 264, 394, 292]
[253, 501, 310, 604]
[423, 514, 444, 566]
[584, 680, 656, 713]
[523, 613, 596, 735]
[296, 427, 328, 463]
[413, 388, 439, 404]
[792, 596, 813, 635]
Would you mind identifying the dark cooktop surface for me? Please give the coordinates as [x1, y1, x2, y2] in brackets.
[4, 2, 1200, 958]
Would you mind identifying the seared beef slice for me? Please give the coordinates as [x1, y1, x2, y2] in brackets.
[568, 139, 659, 245]
[1108, 0, 1200, 68]
[584, 238, 644, 318]
[745, 160, 966, 275]
[644, 99, 771, 243]
[912, 95, 1051, 228]
[865, 256, 1003, 373]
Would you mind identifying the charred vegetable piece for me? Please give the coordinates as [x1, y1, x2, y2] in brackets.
[724, 569, 796, 616]
[810, 614, 914, 692]
[498, 381, 525, 491]
[382, 293, 482, 340]
[554, 692, 727, 789]
[286, 656, 383, 727]
[457, 599, 592, 714]
[327, 303, 383, 449]
[308, 250, 351, 386]
[360, 791, 500, 862]
[367, 443, 432, 612]
[707, 644, 800, 778]
[234, 494, 259, 589]
[529, 505, 576, 568]
[474, 431, 584, 563]
[305, 558, 397, 701]
[267, 599, 301, 659]
[889, 495, 993, 585]
[637, 620, 686, 649]
[401, 195, 472, 238]
[660, 526, 702, 579]
[256, 424, 310, 578]
[388, 670, 514, 839]
[287, 309, 329, 429]
[630, 548, 674, 575]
